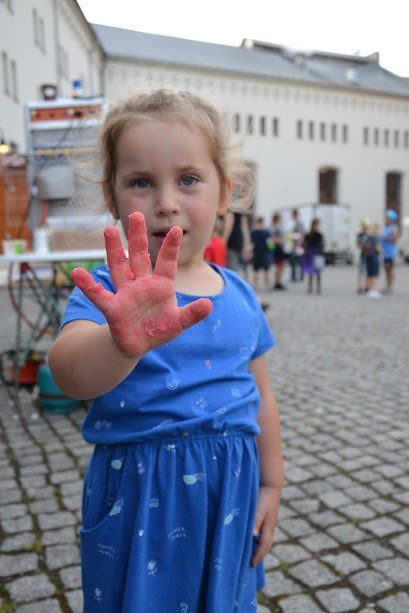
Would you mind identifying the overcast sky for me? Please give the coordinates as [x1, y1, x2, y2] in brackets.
[77, 0, 409, 77]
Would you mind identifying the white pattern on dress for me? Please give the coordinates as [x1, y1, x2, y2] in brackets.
[166, 378, 180, 390]
[94, 420, 112, 430]
[183, 473, 206, 485]
[212, 319, 221, 333]
[94, 587, 103, 602]
[147, 560, 158, 576]
[224, 508, 240, 525]
[109, 497, 124, 516]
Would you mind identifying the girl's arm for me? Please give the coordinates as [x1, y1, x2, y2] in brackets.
[48, 212, 212, 399]
[48, 320, 141, 399]
[250, 354, 284, 566]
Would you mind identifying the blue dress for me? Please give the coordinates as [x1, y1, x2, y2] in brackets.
[61, 264, 275, 612]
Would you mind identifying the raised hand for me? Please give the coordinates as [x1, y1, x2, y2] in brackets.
[71, 212, 213, 358]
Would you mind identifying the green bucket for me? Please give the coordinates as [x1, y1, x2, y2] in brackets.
[38, 363, 81, 414]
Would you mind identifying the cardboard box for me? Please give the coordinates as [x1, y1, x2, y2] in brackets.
[50, 229, 105, 251]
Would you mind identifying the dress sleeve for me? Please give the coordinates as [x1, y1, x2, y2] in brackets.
[60, 266, 113, 328]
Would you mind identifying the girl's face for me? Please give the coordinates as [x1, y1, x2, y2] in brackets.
[108, 118, 231, 267]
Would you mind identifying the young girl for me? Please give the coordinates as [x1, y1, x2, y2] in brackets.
[48, 89, 284, 612]
[302, 217, 325, 294]
[365, 222, 382, 298]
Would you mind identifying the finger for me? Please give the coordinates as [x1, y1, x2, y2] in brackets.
[154, 226, 183, 280]
[128, 212, 152, 278]
[71, 267, 114, 313]
[179, 298, 213, 330]
[104, 226, 131, 290]
[251, 526, 274, 567]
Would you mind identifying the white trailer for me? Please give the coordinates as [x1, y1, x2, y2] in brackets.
[276, 203, 354, 264]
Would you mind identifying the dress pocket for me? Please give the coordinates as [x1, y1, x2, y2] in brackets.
[81, 446, 130, 535]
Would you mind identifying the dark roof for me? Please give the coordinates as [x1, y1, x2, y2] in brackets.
[91, 24, 409, 98]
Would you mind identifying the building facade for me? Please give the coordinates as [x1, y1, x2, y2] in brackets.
[1, 0, 409, 243]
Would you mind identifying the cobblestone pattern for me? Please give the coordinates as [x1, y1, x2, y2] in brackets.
[0, 265, 408, 612]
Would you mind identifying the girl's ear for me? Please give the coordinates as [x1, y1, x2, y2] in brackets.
[217, 178, 233, 216]
[103, 183, 119, 219]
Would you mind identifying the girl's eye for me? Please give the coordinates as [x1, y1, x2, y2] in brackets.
[130, 177, 150, 188]
[180, 175, 197, 187]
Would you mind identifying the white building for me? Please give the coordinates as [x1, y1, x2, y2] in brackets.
[1, 0, 409, 239]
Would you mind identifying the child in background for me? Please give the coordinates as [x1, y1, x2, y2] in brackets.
[204, 217, 227, 267]
[365, 223, 382, 298]
[356, 218, 370, 294]
[48, 89, 284, 612]
[269, 212, 286, 290]
[251, 216, 271, 290]
[302, 217, 325, 294]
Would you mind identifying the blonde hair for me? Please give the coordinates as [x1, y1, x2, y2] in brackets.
[98, 89, 254, 214]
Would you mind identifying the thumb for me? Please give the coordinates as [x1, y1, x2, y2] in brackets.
[252, 508, 263, 537]
[179, 298, 213, 330]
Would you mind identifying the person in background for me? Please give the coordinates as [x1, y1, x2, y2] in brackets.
[204, 216, 227, 267]
[302, 217, 325, 294]
[382, 209, 400, 294]
[269, 212, 286, 290]
[356, 218, 370, 294]
[365, 223, 382, 298]
[288, 209, 305, 283]
[47, 89, 284, 612]
[251, 216, 271, 291]
[222, 210, 253, 273]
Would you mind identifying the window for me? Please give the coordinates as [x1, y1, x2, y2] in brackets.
[308, 121, 314, 140]
[233, 113, 241, 133]
[394, 130, 399, 148]
[404, 131, 409, 149]
[246, 115, 254, 135]
[1, 0, 13, 12]
[10, 59, 17, 101]
[2, 51, 9, 95]
[384, 129, 389, 147]
[39, 17, 46, 52]
[296, 119, 303, 139]
[342, 124, 348, 143]
[33, 10, 46, 52]
[58, 44, 69, 81]
[374, 128, 379, 146]
[363, 127, 369, 145]
[331, 123, 337, 142]
[272, 117, 279, 137]
[259, 116, 266, 136]
[320, 122, 326, 141]
[33, 8, 38, 45]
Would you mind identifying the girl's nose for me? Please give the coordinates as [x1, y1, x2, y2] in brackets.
[155, 185, 180, 215]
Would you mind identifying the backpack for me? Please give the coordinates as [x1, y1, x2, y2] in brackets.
[362, 237, 375, 258]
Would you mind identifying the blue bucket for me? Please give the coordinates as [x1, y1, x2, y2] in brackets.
[38, 363, 81, 414]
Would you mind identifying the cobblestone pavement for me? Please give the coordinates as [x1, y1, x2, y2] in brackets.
[0, 264, 408, 612]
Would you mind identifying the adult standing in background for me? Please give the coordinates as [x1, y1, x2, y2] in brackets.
[288, 209, 305, 283]
[222, 210, 252, 272]
[382, 209, 400, 294]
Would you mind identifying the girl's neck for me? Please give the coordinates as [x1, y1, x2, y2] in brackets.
[175, 261, 224, 296]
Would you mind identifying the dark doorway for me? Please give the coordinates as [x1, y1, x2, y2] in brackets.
[385, 172, 401, 221]
[318, 167, 337, 204]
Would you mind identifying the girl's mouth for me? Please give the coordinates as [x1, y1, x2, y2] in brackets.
[152, 228, 186, 242]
